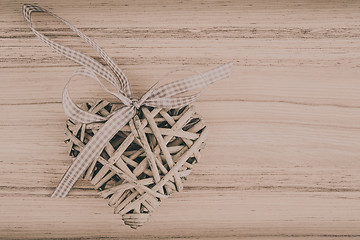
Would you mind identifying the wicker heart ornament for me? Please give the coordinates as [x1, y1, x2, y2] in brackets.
[23, 4, 231, 228]
[65, 101, 206, 228]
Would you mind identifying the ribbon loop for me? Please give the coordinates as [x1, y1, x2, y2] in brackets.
[22, 4, 131, 96]
[63, 67, 133, 124]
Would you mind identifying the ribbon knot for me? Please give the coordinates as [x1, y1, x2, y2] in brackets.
[22, 4, 232, 198]
[130, 98, 141, 109]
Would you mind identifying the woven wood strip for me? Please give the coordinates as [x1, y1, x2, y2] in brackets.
[65, 100, 207, 228]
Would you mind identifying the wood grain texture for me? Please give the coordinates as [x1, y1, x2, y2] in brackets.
[1, 0, 360, 239]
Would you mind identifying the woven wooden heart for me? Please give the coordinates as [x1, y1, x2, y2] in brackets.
[65, 99, 207, 228]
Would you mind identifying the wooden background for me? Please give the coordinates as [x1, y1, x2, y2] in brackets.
[1, 0, 360, 239]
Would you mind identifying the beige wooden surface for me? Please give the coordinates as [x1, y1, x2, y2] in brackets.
[1, 0, 360, 239]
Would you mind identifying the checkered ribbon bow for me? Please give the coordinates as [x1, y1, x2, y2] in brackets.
[23, 4, 232, 198]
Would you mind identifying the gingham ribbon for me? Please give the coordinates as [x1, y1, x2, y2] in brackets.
[23, 4, 232, 198]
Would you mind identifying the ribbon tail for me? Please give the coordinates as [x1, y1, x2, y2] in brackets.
[141, 63, 233, 109]
[148, 62, 233, 99]
[51, 106, 136, 198]
[144, 93, 202, 109]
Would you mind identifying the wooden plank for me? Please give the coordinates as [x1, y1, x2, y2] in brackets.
[1, 0, 360, 239]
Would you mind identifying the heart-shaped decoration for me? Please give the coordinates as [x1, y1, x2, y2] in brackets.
[23, 4, 231, 229]
[65, 100, 207, 228]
